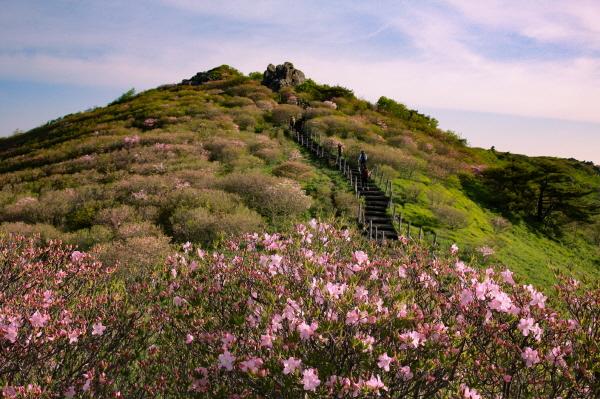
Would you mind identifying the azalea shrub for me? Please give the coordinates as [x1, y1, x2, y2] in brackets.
[1, 222, 599, 398]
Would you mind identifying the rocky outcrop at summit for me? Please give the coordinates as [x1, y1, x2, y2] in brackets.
[262, 62, 306, 91]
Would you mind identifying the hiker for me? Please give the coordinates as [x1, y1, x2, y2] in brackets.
[358, 150, 368, 169]
[290, 116, 296, 131]
[359, 150, 369, 184]
[337, 143, 343, 159]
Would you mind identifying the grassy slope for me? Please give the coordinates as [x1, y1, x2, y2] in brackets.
[1, 66, 599, 288]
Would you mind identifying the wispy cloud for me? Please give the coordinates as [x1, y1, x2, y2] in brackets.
[2, 0, 600, 161]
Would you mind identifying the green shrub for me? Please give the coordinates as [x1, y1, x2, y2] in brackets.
[109, 88, 136, 105]
[170, 205, 263, 245]
[219, 172, 312, 220]
[272, 161, 314, 180]
[433, 204, 470, 228]
[0, 222, 62, 241]
[270, 105, 303, 126]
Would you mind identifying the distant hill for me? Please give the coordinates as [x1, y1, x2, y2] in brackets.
[1, 62, 599, 286]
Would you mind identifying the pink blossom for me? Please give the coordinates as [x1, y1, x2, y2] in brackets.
[459, 289, 474, 307]
[377, 353, 393, 371]
[173, 296, 186, 306]
[398, 365, 413, 381]
[501, 269, 515, 285]
[71, 250, 85, 262]
[353, 250, 369, 265]
[222, 332, 237, 348]
[68, 330, 80, 344]
[400, 330, 426, 348]
[282, 357, 302, 375]
[64, 386, 76, 398]
[524, 285, 546, 309]
[92, 322, 106, 336]
[326, 282, 347, 299]
[462, 384, 482, 399]
[260, 333, 273, 348]
[450, 243, 459, 255]
[3, 321, 19, 343]
[29, 311, 50, 328]
[218, 350, 236, 371]
[364, 375, 387, 392]
[239, 357, 263, 374]
[302, 368, 321, 391]
[297, 321, 318, 340]
[522, 347, 540, 367]
[185, 334, 194, 344]
[354, 286, 369, 302]
[182, 241, 192, 253]
[2, 386, 17, 398]
[503, 375, 512, 383]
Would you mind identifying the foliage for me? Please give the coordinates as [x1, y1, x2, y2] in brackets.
[376, 96, 439, 131]
[1, 223, 599, 397]
[480, 157, 600, 229]
[109, 88, 136, 105]
[295, 79, 354, 101]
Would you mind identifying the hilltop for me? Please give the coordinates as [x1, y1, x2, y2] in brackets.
[1, 62, 599, 286]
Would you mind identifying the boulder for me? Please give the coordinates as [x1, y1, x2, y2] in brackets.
[262, 62, 306, 91]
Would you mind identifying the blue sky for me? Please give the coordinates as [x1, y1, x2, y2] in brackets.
[1, 0, 600, 163]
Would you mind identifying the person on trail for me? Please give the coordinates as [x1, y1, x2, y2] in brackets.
[358, 150, 368, 168]
[337, 143, 343, 159]
[290, 116, 296, 131]
[359, 150, 369, 184]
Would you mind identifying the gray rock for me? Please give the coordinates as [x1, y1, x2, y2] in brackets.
[262, 62, 306, 91]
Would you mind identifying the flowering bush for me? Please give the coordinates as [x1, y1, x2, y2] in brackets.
[0, 235, 152, 397]
[1, 222, 599, 397]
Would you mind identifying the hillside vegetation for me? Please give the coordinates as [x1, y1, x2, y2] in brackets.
[1, 64, 600, 287]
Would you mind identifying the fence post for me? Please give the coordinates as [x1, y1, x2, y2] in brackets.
[369, 220, 373, 240]
[358, 202, 362, 223]
[375, 225, 379, 241]
[418, 227, 423, 241]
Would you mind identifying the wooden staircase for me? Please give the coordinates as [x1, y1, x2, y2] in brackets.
[292, 127, 398, 241]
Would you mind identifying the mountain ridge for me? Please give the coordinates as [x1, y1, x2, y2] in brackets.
[1, 62, 599, 287]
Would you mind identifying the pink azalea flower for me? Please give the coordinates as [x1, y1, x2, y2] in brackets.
[459, 289, 474, 307]
[64, 386, 76, 398]
[522, 347, 540, 367]
[71, 251, 85, 262]
[92, 322, 106, 336]
[260, 333, 273, 348]
[326, 282, 347, 299]
[68, 330, 80, 344]
[302, 368, 321, 391]
[450, 243, 459, 255]
[501, 269, 515, 285]
[297, 321, 318, 340]
[29, 311, 50, 328]
[377, 353, 393, 371]
[3, 324, 18, 343]
[282, 357, 302, 374]
[364, 375, 387, 392]
[182, 241, 192, 253]
[239, 357, 263, 374]
[2, 386, 17, 398]
[353, 250, 369, 265]
[185, 334, 194, 344]
[462, 384, 481, 399]
[218, 350, 236, 371]
[399, 365, 413, 381]
[173, 296, 186, 307]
